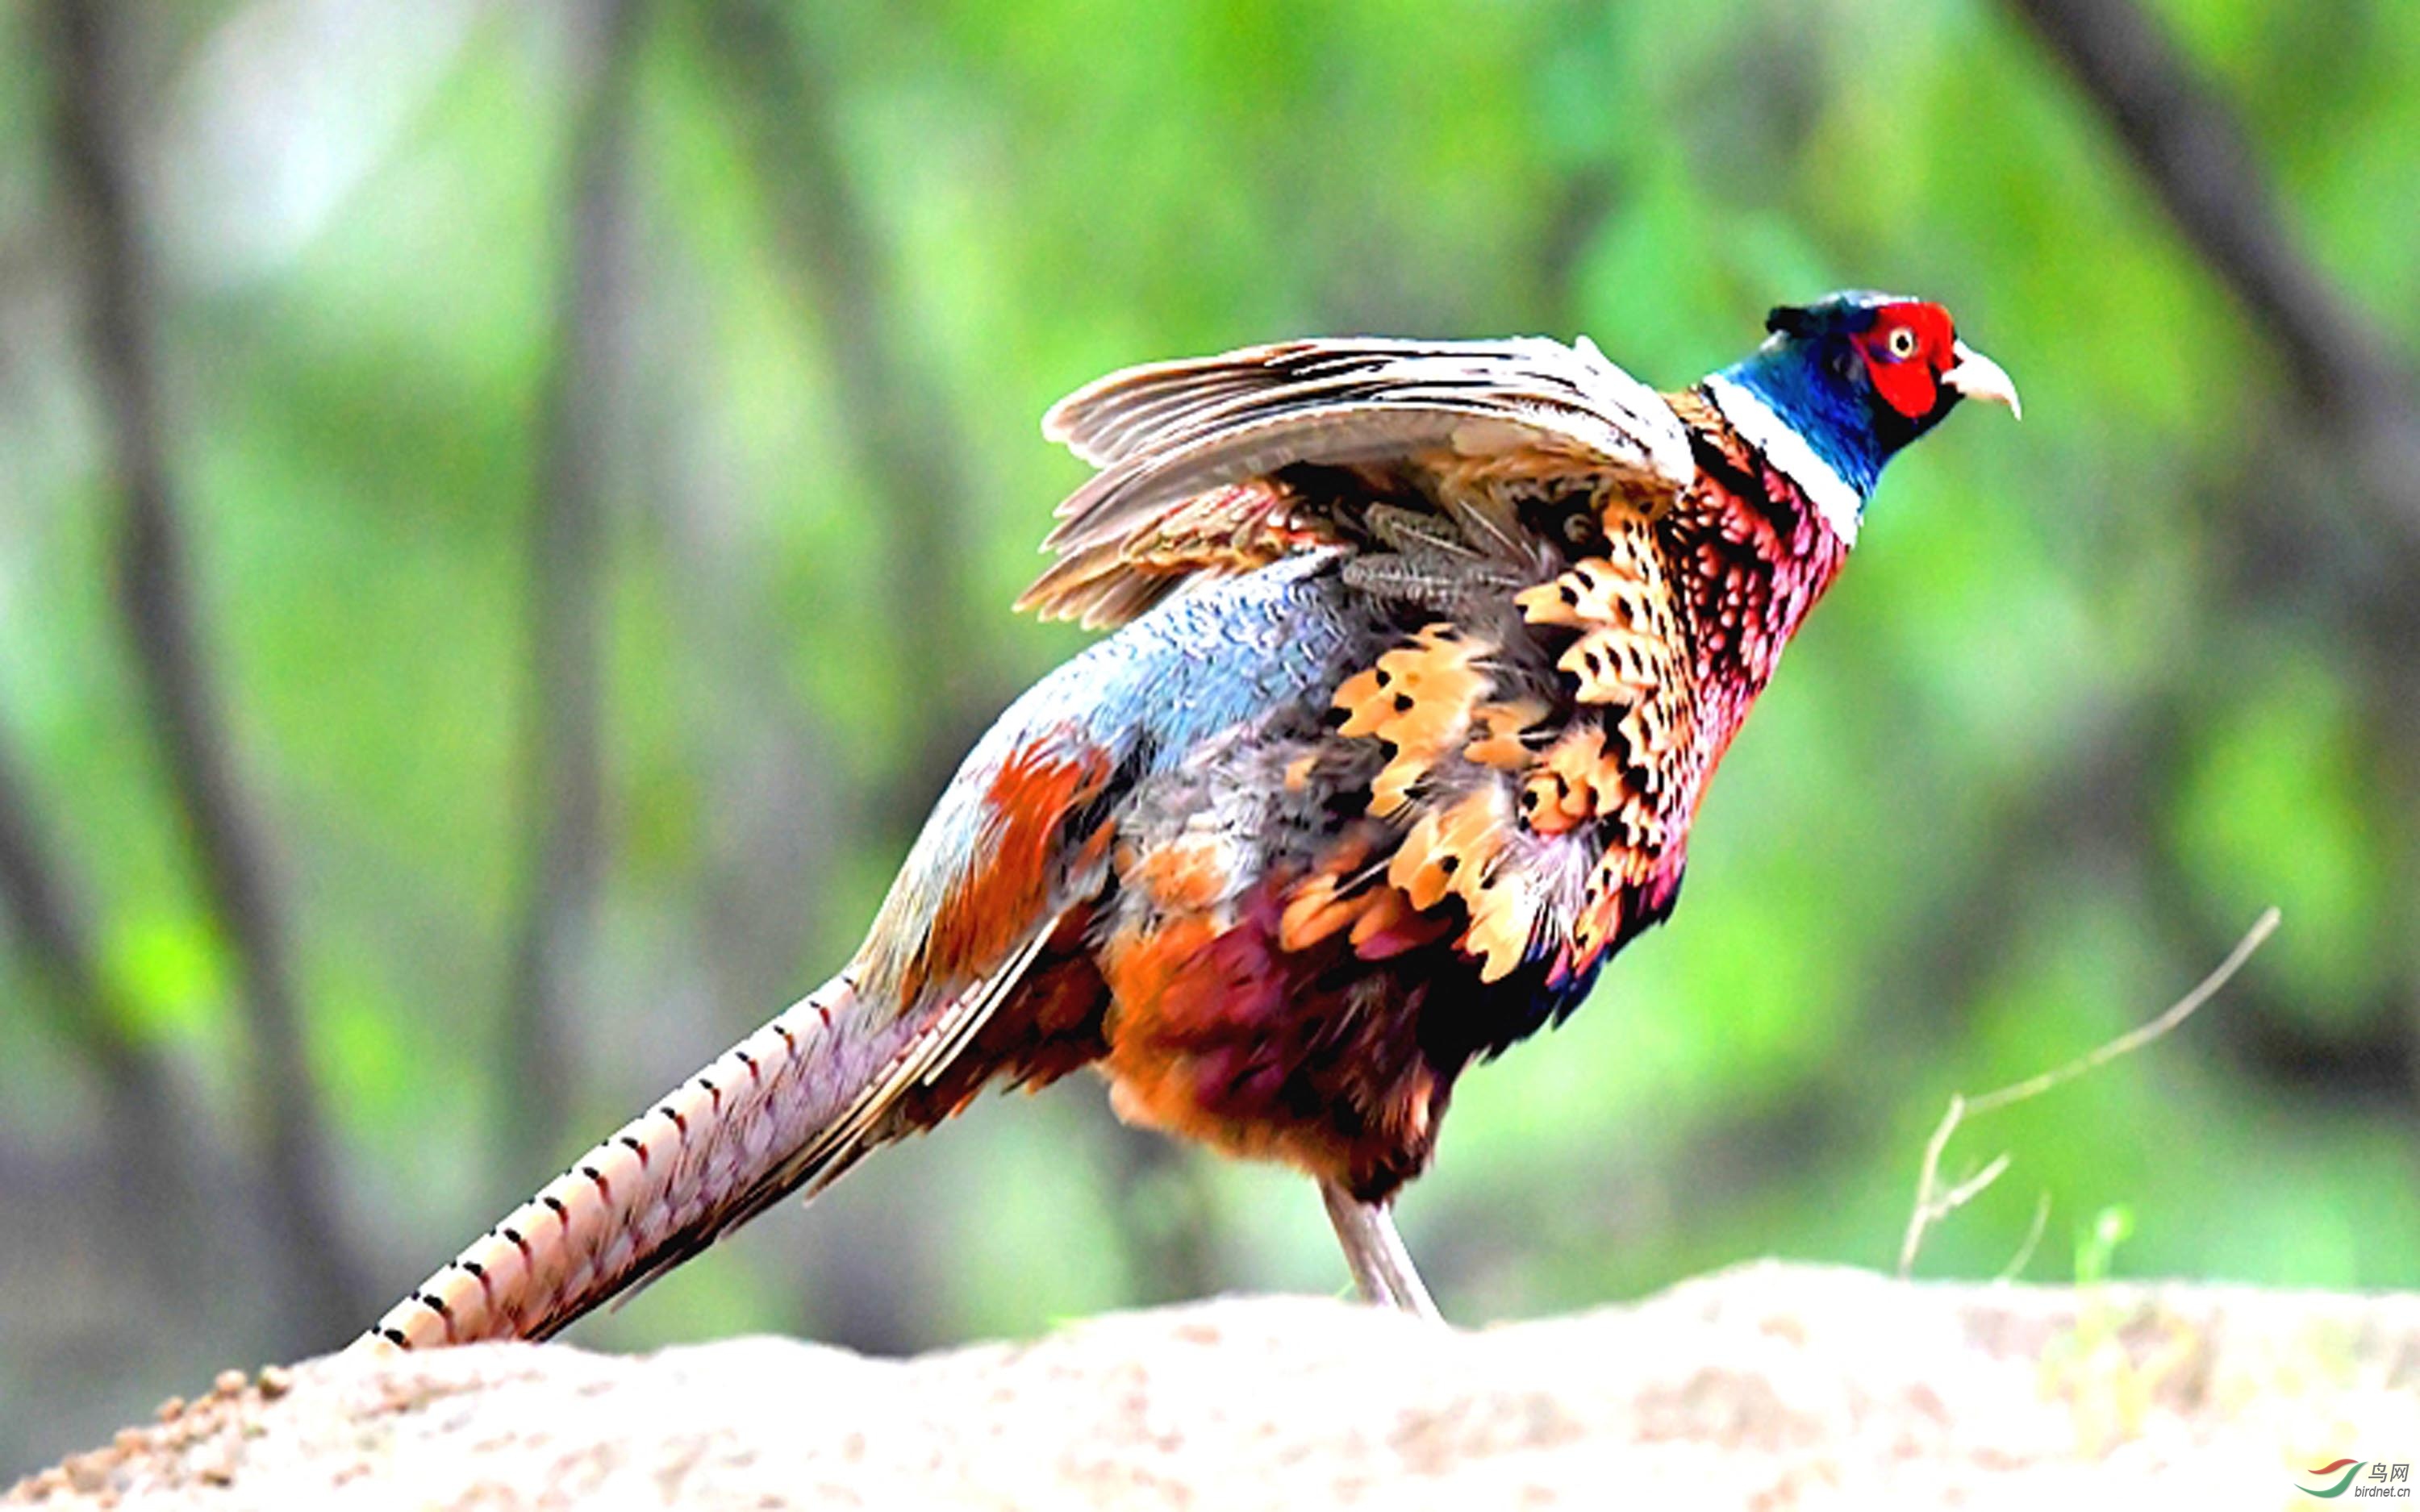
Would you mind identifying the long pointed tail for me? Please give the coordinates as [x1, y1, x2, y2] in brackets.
[361, 972, 906, 1349]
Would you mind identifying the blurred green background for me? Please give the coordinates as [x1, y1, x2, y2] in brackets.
[4, 0, 2416, 1475]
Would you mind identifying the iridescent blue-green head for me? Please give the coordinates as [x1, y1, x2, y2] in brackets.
[1703, 291, 2019, 542]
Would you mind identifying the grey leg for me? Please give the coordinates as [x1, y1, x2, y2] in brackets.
[1319, 1180, 1441, 1320]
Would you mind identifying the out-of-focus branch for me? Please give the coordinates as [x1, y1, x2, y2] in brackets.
[40, 0, 369, 1347]
[0, 744, 162, 1119]
[500, 0, 651, 1183]
[702, 1, 1008, 811]
[2005, 0, 2420, 1105]
[0, 737, 201, 1290]
[2005, 0, 2420, 535]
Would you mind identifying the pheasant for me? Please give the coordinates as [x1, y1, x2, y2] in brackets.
[365, 290, 2017, 1348]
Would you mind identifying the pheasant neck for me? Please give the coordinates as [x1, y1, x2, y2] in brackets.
[1655, 431, 1855, 781]
[1700, 363, 1872, 546]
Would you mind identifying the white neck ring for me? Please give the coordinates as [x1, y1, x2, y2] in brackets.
[1702, 373, 1865, 546]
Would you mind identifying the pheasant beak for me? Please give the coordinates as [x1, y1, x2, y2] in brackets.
[1942, 340, 2022, 420]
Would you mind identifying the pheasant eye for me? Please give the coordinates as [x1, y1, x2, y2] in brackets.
[1884, 326, 1920, 360]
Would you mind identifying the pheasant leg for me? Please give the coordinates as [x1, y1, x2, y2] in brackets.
[1319, 1180, 1440, 1320]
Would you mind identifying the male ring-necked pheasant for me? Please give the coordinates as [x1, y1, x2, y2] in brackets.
[367, 290, 2017, 1347]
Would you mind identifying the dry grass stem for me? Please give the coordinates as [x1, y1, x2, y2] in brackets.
[1896, 907, 2280, 1277]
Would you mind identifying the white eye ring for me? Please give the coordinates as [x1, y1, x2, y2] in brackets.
[1886, 327, 1920, 360]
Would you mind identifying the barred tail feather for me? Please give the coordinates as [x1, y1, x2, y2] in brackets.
[359, 972, 903, 1350]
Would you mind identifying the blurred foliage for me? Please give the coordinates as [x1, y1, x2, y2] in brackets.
[2, 0, 2417, 1476]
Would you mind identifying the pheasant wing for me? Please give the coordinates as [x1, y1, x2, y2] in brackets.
[1023, 337, 1694, 626]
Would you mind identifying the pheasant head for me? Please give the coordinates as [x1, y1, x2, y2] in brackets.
[1701, 290, 2020, 544]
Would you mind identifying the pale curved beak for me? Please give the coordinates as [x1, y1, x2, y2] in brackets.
[1943, 339, 2021, 419]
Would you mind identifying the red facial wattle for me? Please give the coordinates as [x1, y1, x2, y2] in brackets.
[1857, 302, 1955, 420]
